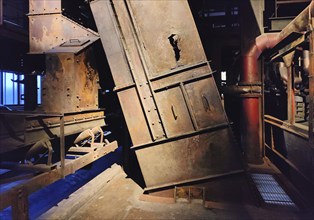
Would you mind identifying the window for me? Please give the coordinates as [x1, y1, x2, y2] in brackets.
[221, 71, 227, 86]
[37, 75, 41, 104]
[0, 71, 42, 107]
[221, 71, 227, 81]
[231, 7, 239, 16]
[1, 71, 23, 105]
[197, 3, 240, 30]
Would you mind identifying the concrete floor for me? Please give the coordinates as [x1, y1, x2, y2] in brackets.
[39, 164, 313, 220]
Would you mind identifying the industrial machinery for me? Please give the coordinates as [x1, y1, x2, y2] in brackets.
[90, 0, 243, 190]
[0, 0, 243, 215]
[0, 0, 118, 218]
[0, 0, 313, 219]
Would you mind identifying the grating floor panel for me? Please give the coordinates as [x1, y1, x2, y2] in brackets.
[251, 173, 296, 207]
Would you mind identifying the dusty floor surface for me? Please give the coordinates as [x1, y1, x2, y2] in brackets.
[39, 164, 313, 220]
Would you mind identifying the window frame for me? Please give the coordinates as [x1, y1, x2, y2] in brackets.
[0, 71, 42, 107]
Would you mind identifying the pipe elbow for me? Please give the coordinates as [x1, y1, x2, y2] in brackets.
[242, 33, 280, 83]
[255, 33, 280, 55]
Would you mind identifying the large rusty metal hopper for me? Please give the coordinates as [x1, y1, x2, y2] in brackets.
[28, 0, 101, 113]
[25, 0, 105, 142]
[90, 0, 243, 189]
[40, 38, 100, 113]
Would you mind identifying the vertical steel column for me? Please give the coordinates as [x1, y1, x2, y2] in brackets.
[309, 17, 314, 211]
[123, 0, 167, 140]
[24, 75, 38, 111]
[0, 0, 3, 25]
[60, 114, 65, 177]
[287, 67, 295, 124]
[309, 19, 314, 147]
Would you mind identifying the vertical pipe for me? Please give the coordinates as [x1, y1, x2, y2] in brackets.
[241, 33, 280, 164]
[242, 98, 262, 163]
[261, 59, 265, 158]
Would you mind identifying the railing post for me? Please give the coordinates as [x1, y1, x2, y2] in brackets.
[12, 186, 28, 220]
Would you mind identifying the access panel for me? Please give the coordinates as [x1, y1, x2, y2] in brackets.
[184, 75, 228, 129]
[155, 87, 194, 137]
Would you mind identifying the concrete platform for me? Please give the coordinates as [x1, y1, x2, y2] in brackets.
[39, 163, 313, 220]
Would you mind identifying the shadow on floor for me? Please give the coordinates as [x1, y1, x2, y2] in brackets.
[0, 146, 123, 220]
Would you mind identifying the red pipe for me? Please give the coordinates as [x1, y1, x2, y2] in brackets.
[241, 33, 280, 164]
[242, 33, 280, 82]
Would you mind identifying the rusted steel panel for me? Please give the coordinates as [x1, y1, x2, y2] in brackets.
[135, 128, 242, 188]
[29, 0, 61, 15]
[0, 114, 25, 154]
[89, 1, 134, 88]
[0, 115, 25, 140]
[90, 0, 242, 189]
[151, 63, 210, 91]
[107, 0, 166, 141]
[117, 89, 152, 146]
[24, 112, 105, 144]
[184, 76, 227, 129]
[155, 87, 194, 137]
[126, 0, 207, 76]
[41, 48, 99, 113]
[137, 83, 165, 141]
[29, 14, 98, 53]
[46, 37, 99, 54]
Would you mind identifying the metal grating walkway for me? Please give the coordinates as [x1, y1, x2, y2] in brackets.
[251, 173, 296, 207]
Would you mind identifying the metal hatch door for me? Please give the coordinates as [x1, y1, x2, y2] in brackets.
[184, 75, 228, 130]
[155, 86, 194, 137]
